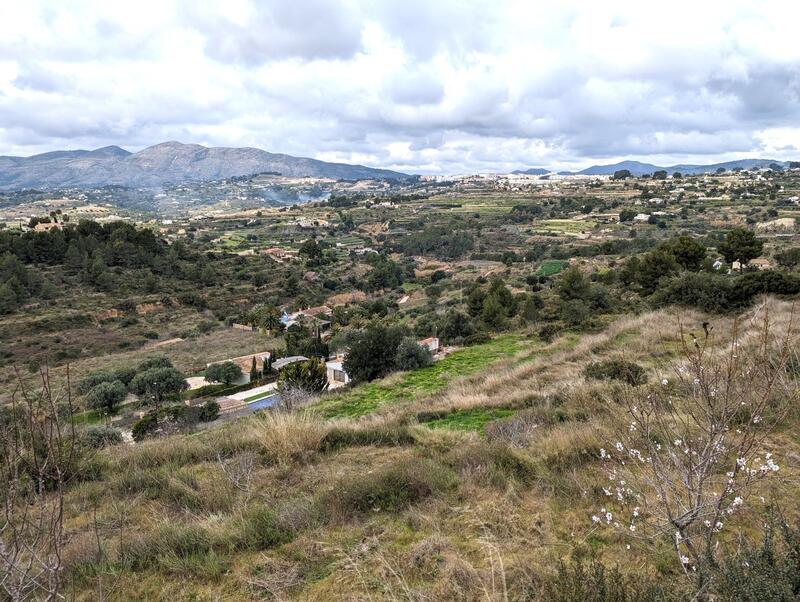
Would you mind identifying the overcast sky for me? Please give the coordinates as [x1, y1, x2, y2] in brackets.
[1, 0, 799, 174]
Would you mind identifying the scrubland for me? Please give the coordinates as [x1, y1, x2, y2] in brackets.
[41, 298, 800, 599]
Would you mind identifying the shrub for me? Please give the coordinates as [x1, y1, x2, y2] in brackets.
[584, 359, 647, 386]
[320, 424, 415, 451]
[394, 337, 433, 371]
[76, 369, 117, 395]
[84, 380, 126, 414]
[250, 412, 327, 465]
[205, 361, 242, 385]
[277, 358, 328, 393]
[231, 506, 293, 551]
[712, 515, 800, 601]
[324, 458, 455, 516]
[199, 399, 220, 422]
[82, 425, 123, 449]
[543, 560, 674, 601]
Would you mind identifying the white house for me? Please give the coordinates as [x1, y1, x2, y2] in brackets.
[418, 337, 440, 354]
[326, 359, 350, 389]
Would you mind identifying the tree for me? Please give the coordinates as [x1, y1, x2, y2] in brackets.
[205, 361, 242, 385]
[557, 267, 591, 301]
[84, 380, 126, 415]
[250, 356, 259, 382]
[775, 247, 800, 268]
[0, 282, 18, 314]
[560, 299, 590, 326]
[652, 170, 667, 180]
[619, 209, 637, 223]
[1, 369, 79, 600]
[593, 310, 797, 583]
[136, 356, 173, 372]
[661, 236, 707, 271]
[439, 309, 474, 344]
[612, 169, 632, 180]
[343, 323, 409, 383]
[130, 366, 188, 409]
[394, 338, 433, 371]
[277, 358, 328, 393]
[298, 237, 322, 261]
[718, 228, 764, 264]
[250, 304, 284, 334]
[636, 249, 679, 295]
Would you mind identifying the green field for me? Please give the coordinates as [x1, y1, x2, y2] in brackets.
[535, 259, 568, 276]
[315, 334, 529, 418]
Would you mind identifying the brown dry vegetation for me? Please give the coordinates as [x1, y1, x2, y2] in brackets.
[52, 297, 799, 600]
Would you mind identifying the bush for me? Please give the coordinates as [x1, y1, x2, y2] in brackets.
[584, 359, 647, 386]
[543, 560, 674, 601]
[320, 424, 415, 451]
[653, 270, 800, 313]
[199, 399, 220, 422]
[84, 380, 126, 414]
[712, 516, 800, 601]
[277, 358, 328, 393]
[82, 425, 123, 448]
[324, 458, 455, 516]
[232, 506, 293, 551]
[394, 337, 433, 371]
[205, 361, 242, 385]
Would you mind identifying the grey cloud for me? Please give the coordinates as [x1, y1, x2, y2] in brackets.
[187, 0, 363, 64]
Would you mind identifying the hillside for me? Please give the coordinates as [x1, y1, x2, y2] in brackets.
[0, 141, 409, 190]
[560, 158, 790, 176]
[31, 299, 800, 600]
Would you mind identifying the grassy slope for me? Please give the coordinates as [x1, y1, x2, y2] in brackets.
[314, 334, 530, 418]
[58, 299, 800, 600]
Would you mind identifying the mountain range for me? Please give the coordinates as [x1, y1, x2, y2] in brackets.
[514, 159, 791, 177]
[0, 142, 409, 190]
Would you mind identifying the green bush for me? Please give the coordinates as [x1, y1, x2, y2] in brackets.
[712, 517, 800, 601]
[394, 337, 433, 371]
[543, 560, 674, 601]
[324, 458, 455, 516]
[231, 506, 293, 551]
[584, 359, 647, 386]
[319, 425, 415, 451]
[199, 399, 220, 422]
[82, 425, 123, 448]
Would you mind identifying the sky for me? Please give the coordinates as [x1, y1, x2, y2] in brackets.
[0, 0, 799, 174]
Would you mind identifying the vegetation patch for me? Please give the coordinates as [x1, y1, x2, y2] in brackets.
[423, 408, 516, 432]
[535, 259, 568, 277]
[317, 335, 526, 418]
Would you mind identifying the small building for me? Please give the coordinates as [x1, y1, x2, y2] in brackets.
[633, 213, 651, 222]
[207, 351, 272, 383]
[326, 359, 350, 389]
[34, 221, 62, 232]
[731, 260, 742, 272]
[750, 257, 772, 270]
[418, 337, 440, 354]
[272, 356, 309, 371]
[281, 305, 333, 330]
[263, 247, 298, 262]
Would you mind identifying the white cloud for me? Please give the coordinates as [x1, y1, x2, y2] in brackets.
[0, 0, 799, 173]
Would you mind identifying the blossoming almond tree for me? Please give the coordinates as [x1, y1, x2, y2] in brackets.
[592, 305, 797, 587]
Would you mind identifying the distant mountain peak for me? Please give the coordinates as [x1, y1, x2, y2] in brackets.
[0, 142, 410, 190]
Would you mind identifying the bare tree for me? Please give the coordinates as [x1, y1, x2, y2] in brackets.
[1, 365, 78, 601]
[592, 306, 798, 586]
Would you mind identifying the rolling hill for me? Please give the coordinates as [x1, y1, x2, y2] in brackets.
[0, 141, 409, 190]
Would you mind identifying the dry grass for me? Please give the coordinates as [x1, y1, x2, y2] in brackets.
[51, 298, 800, 600]
[246, 411, 329, 465]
